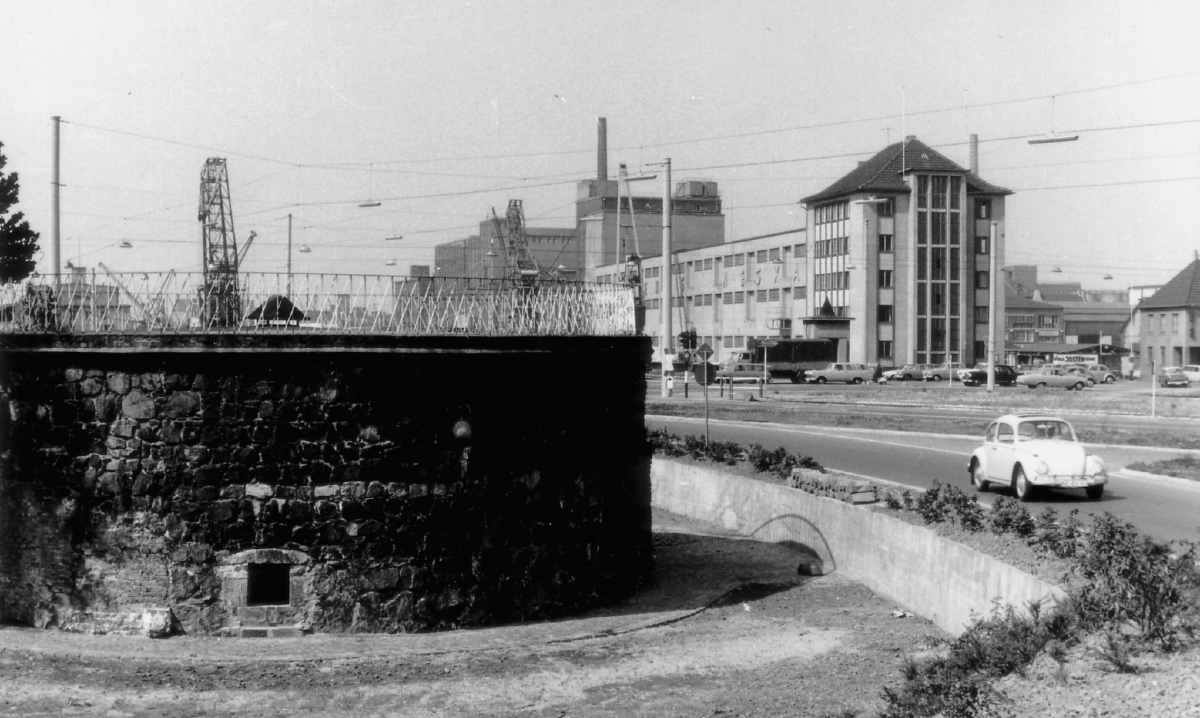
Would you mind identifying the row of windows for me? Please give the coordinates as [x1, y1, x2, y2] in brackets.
[815, 271, 849, 291]
[814, 237, 849, 258]
[643, 287, 808, 309]
[916, 176, 963, 210]
[916, 282, 962, 317]
[916, 248, 962, 281]
[874, 233, 987, 255]
[916, 210, 962, 246]
[916, 318, 962, 352]
[1146, 312, 1185, 334]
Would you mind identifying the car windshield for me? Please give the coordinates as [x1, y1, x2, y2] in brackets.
[1017, 420, 1075, 442]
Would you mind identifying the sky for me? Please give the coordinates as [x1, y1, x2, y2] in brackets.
[3, 0, 1199, 291]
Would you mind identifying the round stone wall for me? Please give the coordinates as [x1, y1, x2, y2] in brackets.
[0, 335, 652, 634]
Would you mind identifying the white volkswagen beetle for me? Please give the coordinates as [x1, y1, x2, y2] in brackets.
[968, 413, 1107, 502]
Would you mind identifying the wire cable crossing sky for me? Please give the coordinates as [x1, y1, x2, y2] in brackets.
[3, 1, 1198, 285]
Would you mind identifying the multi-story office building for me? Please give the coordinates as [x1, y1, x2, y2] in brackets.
[598, 137, 1012, 367]
[437, 135, 1013, 369]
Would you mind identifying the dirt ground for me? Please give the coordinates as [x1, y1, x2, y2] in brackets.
[0, 508, 943, 718]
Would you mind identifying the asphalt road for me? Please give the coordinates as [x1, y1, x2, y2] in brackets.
[647, 415, 1200, 545]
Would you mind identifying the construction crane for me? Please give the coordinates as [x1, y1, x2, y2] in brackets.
[198, 158, 242, 326]
[488, 200, 541, 285]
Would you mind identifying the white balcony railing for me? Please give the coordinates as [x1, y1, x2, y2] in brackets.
[1, 273, 636, 337]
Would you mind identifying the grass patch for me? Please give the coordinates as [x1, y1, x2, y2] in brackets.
[1126, 455, 1200, 481]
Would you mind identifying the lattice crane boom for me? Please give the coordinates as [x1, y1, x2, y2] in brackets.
[198, 158, 242, 325]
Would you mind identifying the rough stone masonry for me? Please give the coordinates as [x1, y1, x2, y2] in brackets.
[0, 335, 652, 635]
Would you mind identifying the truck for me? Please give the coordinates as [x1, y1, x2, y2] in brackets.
[718, 338, 838, 383]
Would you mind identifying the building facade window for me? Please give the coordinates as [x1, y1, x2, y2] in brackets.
[879, 234, 893, 253]
[915, 175, 964, 364]
[975, 198, 991, 219]
[975, 236, 989, 254]
[1173, 313, 1180, 333]
[878, 340, 894, 358]
[974, 305, 989, 323]
[793, 244, 807, 258]
[1039, 315, 1057, 329]
[878, 270, 893, 287]
[975, 271, 989, 289]
[878, 305, 894, 323]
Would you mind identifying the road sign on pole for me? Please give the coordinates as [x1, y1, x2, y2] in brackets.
[696, 343, 714, 445]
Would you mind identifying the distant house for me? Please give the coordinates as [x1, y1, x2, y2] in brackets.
[1137, 258, 1200, 368]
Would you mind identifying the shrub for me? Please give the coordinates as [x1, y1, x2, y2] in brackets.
[1069, 513, 1200, 651]
[646, 430, 821, 477]
[989, 497, 1035, 538]
[915, 481, 950, 524]
[881, 600, 1072, 718]
[1032, 508, 1084, 559]
[1095, 632, 1138, 673]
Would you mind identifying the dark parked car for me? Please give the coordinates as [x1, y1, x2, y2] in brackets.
[956, 364, 1019, 387]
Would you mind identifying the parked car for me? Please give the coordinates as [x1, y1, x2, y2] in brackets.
[882, 363, 933, 382]
[806, 362, 876, 384]
[968, 413, 1107, 501]
[1016, 366, 1090, 390]
[956, 364, 1019, 387]
[1015, 364, 1042, 376]
[922, 362, 964, 381]
[1059, 365, 1096, 387]
[1181, 365, 1200, 383]
[1083, 364, 1118, 384]
[1159, 367, 1191, 388]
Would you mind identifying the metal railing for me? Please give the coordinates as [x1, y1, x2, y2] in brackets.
[0, 272, 636, 337]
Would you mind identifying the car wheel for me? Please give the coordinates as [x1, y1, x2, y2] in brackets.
[852, 377, 863, 384]
[815, 376, 826, 384]
[1035, 382, 1047, 390]
[1072, 381, 1085, 391]
[1012, 466, 1034, 502]
[1086, 484, 1104, 501]
[1087, 378, 1096, 387]
[1104, 375, 1115, 384]
[902, 374, 912, 381]
[932, 375, 942, 382]
[971, 461, 988, 492]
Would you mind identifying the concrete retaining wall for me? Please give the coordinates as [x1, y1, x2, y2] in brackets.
[651, 458, 1065, 635]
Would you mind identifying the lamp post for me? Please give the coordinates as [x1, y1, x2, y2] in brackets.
[660, 158, 672, 398]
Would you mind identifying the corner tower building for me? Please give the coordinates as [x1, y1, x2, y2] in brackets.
[799, 136, 1012, 367]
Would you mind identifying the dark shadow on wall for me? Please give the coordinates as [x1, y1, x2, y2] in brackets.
[745, 513, 839, 576]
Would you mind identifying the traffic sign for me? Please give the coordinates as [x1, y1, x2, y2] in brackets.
[762, 340, 779, 348]
[696, 342, 714, 360]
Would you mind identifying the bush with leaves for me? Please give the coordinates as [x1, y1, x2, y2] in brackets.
[914, 481, 950, 524]
[1031, 507, 1084, 559]
[647, 430, 821, 478]
[881, 600, 1072, 718]
[988, 497, 1036, 538]
[1068, 512, 1200, 651]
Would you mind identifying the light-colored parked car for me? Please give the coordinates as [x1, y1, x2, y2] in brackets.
[968, 413, 1107, 502]
[1059, 364, 1096, 387]
[1181, 365, 1200, 383]
[1016, 365, 1090, 390]
[1159, 367, 1191, 388]
[807, 362, 876, 384]
[922, 362, 964, 381]
[1083, 364, 1117, 384]
[882, 364, 933, 382]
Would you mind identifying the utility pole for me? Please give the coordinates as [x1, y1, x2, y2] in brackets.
[287, 213, 293, 295]
[51, 116, 61, 289]
[987, 222, 998, 392]
[661, 158, 673, 398]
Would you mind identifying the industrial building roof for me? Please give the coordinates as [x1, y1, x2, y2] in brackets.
[801, 137, 1013, 204]
[1138, 259, 1200, 309]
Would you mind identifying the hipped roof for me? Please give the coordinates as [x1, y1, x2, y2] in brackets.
[1139, 259, 1200, 309]
[801, 137, 1012, 204]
